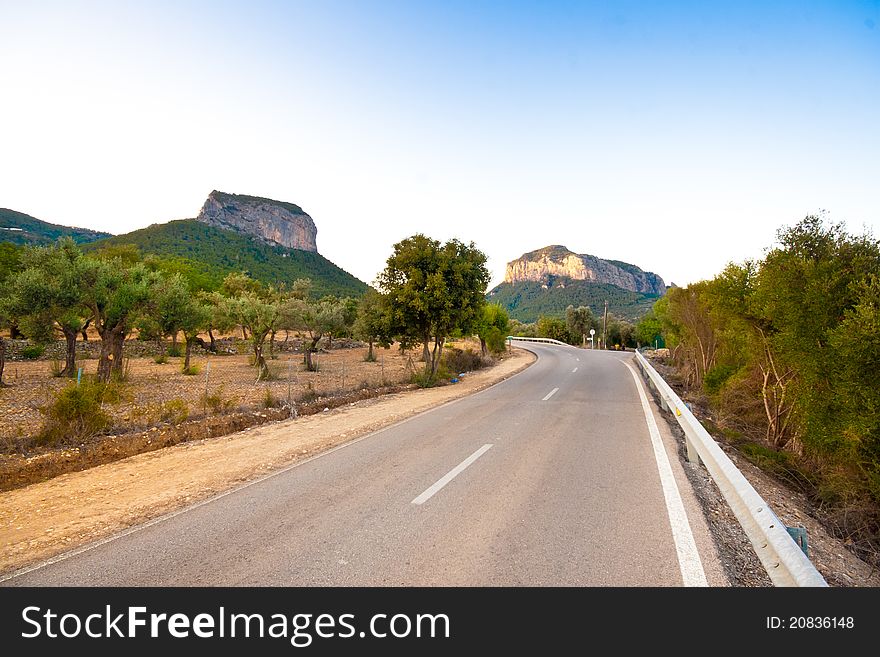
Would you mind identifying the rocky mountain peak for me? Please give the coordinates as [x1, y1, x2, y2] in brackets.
[504, 245, 666, 295]
[196, 190, 318, 252]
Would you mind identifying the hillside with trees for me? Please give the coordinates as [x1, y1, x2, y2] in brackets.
[85, 219, 368, 299]
[0, 208, 111, 246]
[488, 279, 659, 323]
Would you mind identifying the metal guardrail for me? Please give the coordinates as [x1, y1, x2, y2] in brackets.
[634, 350, 827, 587]
[507, 336, 571, 346]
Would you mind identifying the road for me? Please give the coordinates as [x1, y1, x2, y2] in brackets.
[4, 342, 726, 586]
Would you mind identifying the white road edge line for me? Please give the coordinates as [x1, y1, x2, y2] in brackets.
[572, 367, 578, 373]
[542, 387, 559, 401]
[624, 361, 709, 587]
[412, 444, 493, 505]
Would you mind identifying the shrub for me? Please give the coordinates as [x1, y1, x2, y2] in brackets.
[38, 378, 122, 444]
[262, 387, 281, 409]
[21, 345, 44, 360]
[49, 359, 65, 377]
[153, 354, 169, 364]
[159, 399, 189, 424]
[166, 344, 183, 358]
[181, 363, 201, 376]
[296, 382, 319, 404]
[442, 347, 486, 374]
[703, 363, 739, 396]
[200, 385, 236, 414]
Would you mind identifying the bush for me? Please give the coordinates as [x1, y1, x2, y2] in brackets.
[159, 398, 189, 424]
[262, 387, 281, 409]
[704, 364, 739, 396]
[153, 354, 169, 364]
[166, 344, 183, 358]
[296, 382, 319, 404]
[21, 345, 44, 360]
[200, 385, 236, 414]
[443, 347, 486, 374]
[38, 378, 122, 444]
[181, 363, 201, 376]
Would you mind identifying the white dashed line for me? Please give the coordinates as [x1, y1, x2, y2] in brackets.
[542, 387, 559, 401]
[411, 444, 494, 505]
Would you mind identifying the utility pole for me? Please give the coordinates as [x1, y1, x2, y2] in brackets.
[602, 300, 608, 350]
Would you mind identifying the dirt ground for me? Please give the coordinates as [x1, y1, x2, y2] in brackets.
[0, 347, 535, 576]
[0, 342, 413, 446]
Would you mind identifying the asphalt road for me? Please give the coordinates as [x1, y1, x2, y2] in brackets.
[5, 342, 726, 586]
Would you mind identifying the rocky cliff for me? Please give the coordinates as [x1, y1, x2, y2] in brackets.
[504, 245, 665, 295]
[196, 190, 318, 252]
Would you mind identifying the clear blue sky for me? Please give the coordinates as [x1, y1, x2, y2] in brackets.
[1, 1, 878, 288]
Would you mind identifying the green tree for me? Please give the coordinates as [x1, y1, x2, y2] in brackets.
[79, 258, 159, 382]
[280, 291, 346, 372]
[153, 273, 211, 371]
[5, 239, 92, 376]
[635, 309, 664, 348]
[222, 290, 280, 381]
[536, 315, 570, 343]
[353, 289, 390, 362]
[565, 305, 596, 346]
[378, 235, 489, 380]
[477, 303, 511, 356]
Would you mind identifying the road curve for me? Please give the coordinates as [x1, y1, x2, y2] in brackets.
[4, 342, 726, 586]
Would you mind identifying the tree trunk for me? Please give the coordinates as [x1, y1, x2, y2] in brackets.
[269, 330, 276, 357]
[480, 337, 488, 358]
[80, 318, 92, 342]
[62, 327, 78, 377]
[184, 337, 193, 371]
[97, 329, 113, 382]
[327, 333, 333, 350]
[9, 323, 23, 339]
[0, 337, 6, 386]
[367, 339, 375, 362]
[254, 343, 268, 380]
[241, 325, 248, 340]
[208, 328, 216, 353]
[110, 330, 125, 378]
[171, 331, 178, 350]
[303, 335, 320, 372]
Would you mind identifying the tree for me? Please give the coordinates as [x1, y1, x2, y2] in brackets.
[222, 291, 280, 381]
[378, 235, 489, 380]
[5, 239, 92, 377]
[153, 273, 210, 371]
[477, 303, 510, 356]
[353, 289, 390, 362]
[80, 258, 159, 382]
[281, 291, 346, 371]
[635, 309, 664, 348]
[565, 305, 596, 346]
[536, 315, 570, 343]
[0, 244, 21, 385]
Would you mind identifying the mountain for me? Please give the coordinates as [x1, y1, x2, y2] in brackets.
[196, 190, 318, 252]
[488, 245, 665, 322]
[0, 208, 111, 246]
[86, 219, 368, 298]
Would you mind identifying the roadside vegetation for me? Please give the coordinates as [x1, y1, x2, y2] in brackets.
[0, 234, 510, 480]
[641, 216, 880, 563]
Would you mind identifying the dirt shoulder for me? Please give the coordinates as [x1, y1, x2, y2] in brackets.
[0, 348, 535, 576]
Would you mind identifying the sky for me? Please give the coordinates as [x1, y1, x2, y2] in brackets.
[1, 0, 878, 289]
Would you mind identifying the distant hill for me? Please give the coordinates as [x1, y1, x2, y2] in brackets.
[86, 219, 369, 298]
[488, 279, 659, 323]
[489, 245, 665, 322]
[0, 208, 111, 246]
